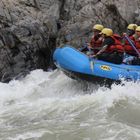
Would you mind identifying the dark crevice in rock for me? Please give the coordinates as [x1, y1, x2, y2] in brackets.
[105, 4, 128, 32]
[34, 35, 57, 71]
[0, 16, 11, 28]
[107, 4, 128, 23]
[35, 47, 52, 71]
[33, 0, 41, 10]
[22, 0, 41, 10]
[59, 0, 69, 21]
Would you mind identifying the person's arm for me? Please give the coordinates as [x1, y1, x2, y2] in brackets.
[91, 37, 114, 57]
[89, 45, 107, 58]
[96, 45, 108, 55]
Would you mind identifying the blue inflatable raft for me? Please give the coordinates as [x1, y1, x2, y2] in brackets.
[53, 45, 140, 85]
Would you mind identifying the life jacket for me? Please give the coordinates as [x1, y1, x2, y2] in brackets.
[123, 35, 136, 54]
[90, 34, 103, 53]
[124, 35, 135, 45]
[106, 34, 124, 53]
[134, 36, 140, 50]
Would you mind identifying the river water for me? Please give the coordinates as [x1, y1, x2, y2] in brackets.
[0, 69, 140, 140]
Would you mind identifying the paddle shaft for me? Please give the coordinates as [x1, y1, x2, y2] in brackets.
[80, 41, 94, 72]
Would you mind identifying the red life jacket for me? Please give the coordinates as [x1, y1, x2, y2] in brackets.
[124, 35, 135, 45]
[123, 35, 136, 54]
[134, 37, 140, 50]
[90, 34, 103, 50]
[106, 34, 124, 53]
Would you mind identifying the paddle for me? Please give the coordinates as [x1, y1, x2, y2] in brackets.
[87, 46, 94, 72]
[80, 40, 94, 72]
[124, 35, 140, 57]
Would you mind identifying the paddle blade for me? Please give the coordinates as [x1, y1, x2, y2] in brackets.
[89, 58, 94, 72]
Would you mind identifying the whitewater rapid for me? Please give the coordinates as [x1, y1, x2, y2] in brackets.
[0, 69, 140, 140]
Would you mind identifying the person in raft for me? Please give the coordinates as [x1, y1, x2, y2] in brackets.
[92, 28, 124, 64]
[122, 24, 138, 56]
[80, 24, 104, 55]
[124, 26, 140, 65]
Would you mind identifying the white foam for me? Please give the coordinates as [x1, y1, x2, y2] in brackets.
[0, 69, 140, 139]
[0, 69, 139, 111]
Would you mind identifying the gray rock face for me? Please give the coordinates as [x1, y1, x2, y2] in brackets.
[0, 0, 140, 82]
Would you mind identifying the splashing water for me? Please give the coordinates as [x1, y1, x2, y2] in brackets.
[0, 69, 140, 140]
